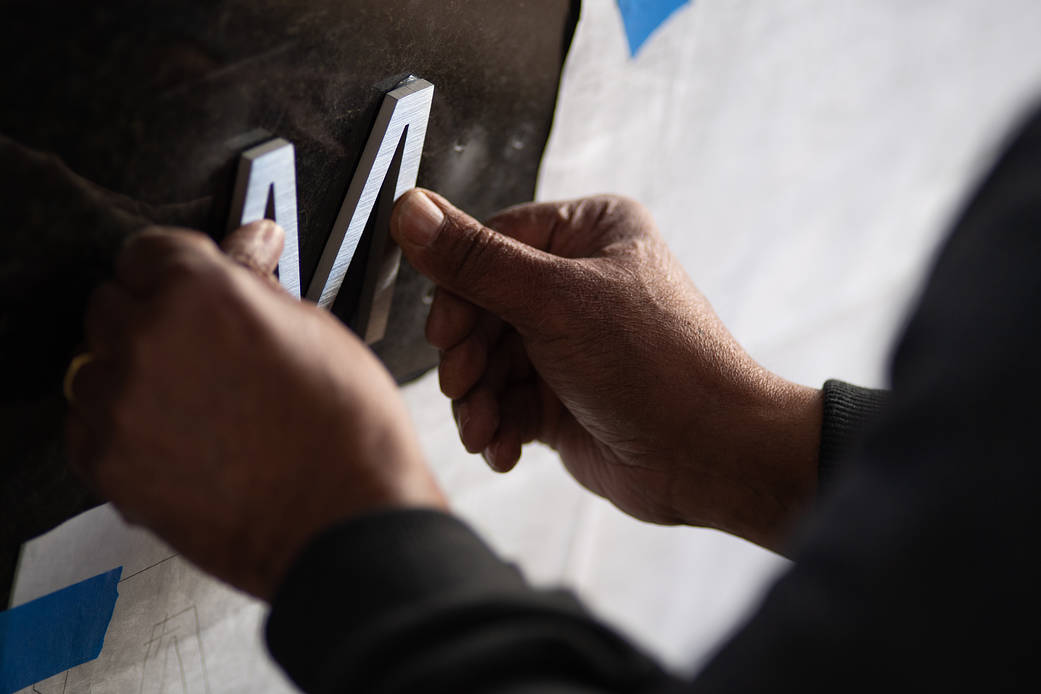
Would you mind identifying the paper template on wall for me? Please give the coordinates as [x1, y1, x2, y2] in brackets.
[6, 505, 297, 694]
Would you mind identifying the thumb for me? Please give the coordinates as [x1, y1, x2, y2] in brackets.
[221, 219, 285, 279]
[391, 189, 562, 330]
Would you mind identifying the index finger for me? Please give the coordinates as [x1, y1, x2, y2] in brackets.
[115, 227, 222, 295]
[486, 195, 655, 259]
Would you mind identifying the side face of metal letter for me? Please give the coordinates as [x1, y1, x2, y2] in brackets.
[227, 138, 302, 298]
[306, 78, 435, 343]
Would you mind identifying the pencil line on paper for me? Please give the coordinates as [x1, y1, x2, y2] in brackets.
[119, 554, 179, 583]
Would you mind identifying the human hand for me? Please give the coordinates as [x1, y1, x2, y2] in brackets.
[391, 191, 821, 551]
[66, 221, 446, 599]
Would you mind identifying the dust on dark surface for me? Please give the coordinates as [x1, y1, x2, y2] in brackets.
[1, 0, 581, 603]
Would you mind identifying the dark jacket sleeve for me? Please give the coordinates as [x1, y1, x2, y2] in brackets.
[262, 379, 891, 694]
[688, 103, 1041, 692]
[266, 510, 677, 693]
[817, 379, 890, 490]
[267, 102, 1041, 693]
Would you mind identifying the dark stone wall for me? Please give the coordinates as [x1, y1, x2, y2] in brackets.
[1, 0, 579, 601]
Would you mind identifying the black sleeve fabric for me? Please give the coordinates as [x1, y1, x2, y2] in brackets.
[688, 103, 1041, 692]
[266, 509, 676, 693]
[817, 379, 890, 491]
[267, 102, 1041, 693]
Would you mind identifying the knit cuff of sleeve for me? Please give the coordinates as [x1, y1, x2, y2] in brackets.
[819, 379, 890, 491]
[264, 508, 531, 693]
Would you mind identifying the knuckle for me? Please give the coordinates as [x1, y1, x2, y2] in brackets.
[539, 263, 597, 331]
[594, 193, 644, 216]
[163, 227, 220, 254]
[165, 260, 229, 306]
[592, 194, 654, 230]
[446, 224, 498, 288]
[127, 227, 216, 260]
[151, 257, 201, 299]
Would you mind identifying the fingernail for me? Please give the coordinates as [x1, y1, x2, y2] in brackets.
[258, 219, 280, 244]
[398, 191, 445, 247]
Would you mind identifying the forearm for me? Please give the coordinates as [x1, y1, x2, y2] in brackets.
[713, 376, 824, 553]
[682, 373, 889, 555]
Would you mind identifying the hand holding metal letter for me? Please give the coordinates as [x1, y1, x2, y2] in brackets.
[66, 221, 447, 600]
[0, 0, 580, 597]
[391, 191, 824, 551]
[61, 187, 824, 604]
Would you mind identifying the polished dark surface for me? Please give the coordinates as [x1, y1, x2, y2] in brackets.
[1, 0, 579, 597]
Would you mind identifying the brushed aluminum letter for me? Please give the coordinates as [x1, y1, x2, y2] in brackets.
[307, 78, 434, 343]
[227, 138, 302, 298]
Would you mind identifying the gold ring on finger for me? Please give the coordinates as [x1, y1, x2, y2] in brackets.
[63, 352, 97, 405]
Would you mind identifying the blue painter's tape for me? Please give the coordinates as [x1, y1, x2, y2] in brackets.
[616, 0, 692, 56]
[0, 567, 121, 693]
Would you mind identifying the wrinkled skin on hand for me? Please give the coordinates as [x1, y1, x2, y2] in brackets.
[66, 187, 821, 600]
[392, 191, 822, 551]
[66, 221, 446, 600]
